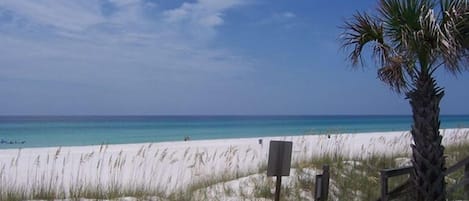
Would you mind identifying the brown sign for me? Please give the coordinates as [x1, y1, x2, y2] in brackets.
[267, 140, 292, 177]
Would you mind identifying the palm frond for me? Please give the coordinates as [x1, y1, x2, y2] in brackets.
[377, 55, 414, 93]
[379, 0, 433, 50]
[341, 0, 469, 94]
[341, 12, 388, 66]
[438, 0, 469, 72]
[418, 8, 442, 69]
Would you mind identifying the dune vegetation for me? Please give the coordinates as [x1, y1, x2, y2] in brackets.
[0, 129, 468, 201]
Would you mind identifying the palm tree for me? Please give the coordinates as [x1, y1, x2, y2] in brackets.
[341, 0, 469, 200]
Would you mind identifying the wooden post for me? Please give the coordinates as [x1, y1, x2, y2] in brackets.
[321, 165, 330, 200]
[380, 171, 388, 201]
[273, 141, 285, 201]
[314, 165, 330, 201]
[314, 175, 323, 201]
[267, 141, 292, 201]
[465, 163, 469, 199]
[275, 176, 282, 201]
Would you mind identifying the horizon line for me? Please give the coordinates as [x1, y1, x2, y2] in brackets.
[1, 114, 469, 117]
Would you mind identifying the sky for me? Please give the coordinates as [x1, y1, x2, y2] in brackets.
[0, 0, 468, 115]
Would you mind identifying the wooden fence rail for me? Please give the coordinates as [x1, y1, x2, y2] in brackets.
[378, 166, 414, 201]
[445, 156, 469, 198]
[377, 155, 469, 201]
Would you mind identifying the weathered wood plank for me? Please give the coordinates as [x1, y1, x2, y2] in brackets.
[381, 166, 413, 177]
[445, 155, 469, 175]
[377, 155, 469, 201]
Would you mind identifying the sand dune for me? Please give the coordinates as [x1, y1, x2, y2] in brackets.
[0, 129, 468, 198]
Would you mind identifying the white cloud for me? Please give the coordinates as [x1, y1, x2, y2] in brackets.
[108, 0, 140, 7]
[199, 14, 224, 26]
[255, 11, 298, 27]
[282, 11, 296, 18]
[0, 0, 254, 94]
[106, 0, 150, 25]
[0, 0, 104, 31]
[0, 0, 246, 43]
[0, 0, 159, 35]
[163, 0, 244, 28]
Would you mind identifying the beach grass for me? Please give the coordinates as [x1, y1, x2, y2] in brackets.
[0, 129, 468, 201]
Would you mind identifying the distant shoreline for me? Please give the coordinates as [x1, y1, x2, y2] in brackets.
[1, 127, 468, 150]
[1, 115, 469, 149]
[2, 114, 469, 119]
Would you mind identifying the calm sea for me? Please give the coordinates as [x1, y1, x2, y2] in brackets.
[1, 115, 469, 149]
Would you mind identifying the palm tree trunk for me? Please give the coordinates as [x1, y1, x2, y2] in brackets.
[407, 71, 446, 201]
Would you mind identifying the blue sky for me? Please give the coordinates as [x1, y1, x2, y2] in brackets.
[0, 0, 468, 115]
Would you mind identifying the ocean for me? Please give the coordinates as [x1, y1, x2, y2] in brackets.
[1, 115, 469, 149]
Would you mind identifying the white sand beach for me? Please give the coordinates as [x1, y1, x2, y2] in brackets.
[0, 129, 468, 200]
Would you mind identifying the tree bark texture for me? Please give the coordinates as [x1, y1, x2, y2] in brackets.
[407, 71, 446, 201]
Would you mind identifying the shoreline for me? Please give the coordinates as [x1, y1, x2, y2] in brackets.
[1, 127, 469, 151]
[2, 114, 469, 150]
[0, 128, 468, 197]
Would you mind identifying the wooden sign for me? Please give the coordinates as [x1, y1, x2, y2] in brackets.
[266, 140, 293, 201]
[267, 140, 293, 176]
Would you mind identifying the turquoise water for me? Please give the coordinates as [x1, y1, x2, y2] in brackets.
[1, 115, 469, 149]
